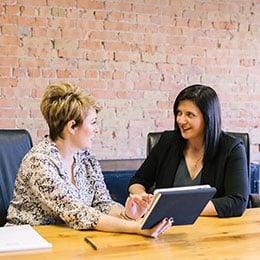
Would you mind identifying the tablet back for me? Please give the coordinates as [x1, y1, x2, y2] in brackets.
[141, 185, 216, 229]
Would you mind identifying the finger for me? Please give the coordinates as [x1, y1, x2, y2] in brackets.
[129, 193, 143, 201]
[136, 199, 150, 208]
[149, 218, 168, 237]
[131, 193, 152, 203]
[155, 217, 173, 236]
[160, 218, 174, 233]
[141, 194, 153, 203]
[159, 221, 173, 234]
[131, 197, 149, 208]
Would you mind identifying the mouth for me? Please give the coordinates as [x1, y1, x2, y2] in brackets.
[180, 126, 191, 132]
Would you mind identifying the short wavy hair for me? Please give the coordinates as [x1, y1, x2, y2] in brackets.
[40, 82, 101, 141]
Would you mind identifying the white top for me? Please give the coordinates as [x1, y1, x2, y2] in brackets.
[6, 136, 122, 230]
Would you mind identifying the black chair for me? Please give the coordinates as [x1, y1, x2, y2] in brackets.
[147, 130, 259, 208]
[0, 129, 33, 226]
[250, 194, 260, 208]
[103, 170, 136, 205]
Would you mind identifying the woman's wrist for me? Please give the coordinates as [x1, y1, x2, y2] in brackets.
[120, 209, 136, 221]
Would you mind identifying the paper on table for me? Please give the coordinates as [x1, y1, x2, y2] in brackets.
[0, 225, 52, 253]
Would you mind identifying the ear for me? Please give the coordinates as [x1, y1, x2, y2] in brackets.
[67, 120, 77, 134]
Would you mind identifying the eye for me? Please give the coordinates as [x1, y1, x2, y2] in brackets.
[187, 112, 196, 118]
[91, 118, 98, 125]
[176, 111, 182, 117]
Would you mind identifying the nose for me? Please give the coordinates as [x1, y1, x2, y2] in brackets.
[178, 114, 187, 125]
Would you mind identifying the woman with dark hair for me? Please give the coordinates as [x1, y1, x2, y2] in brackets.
[129, 84, 249, 218]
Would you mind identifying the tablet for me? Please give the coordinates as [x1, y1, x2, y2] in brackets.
[140, 185, 216, 229]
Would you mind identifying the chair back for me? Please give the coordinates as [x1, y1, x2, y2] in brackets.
[0, 129, 33, 226]
[250, 194, 260, 208]
[147, 132, 163, 157]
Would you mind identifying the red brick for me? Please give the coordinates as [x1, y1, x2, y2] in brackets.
[2, 25, 19, 35]
[0, 35, 19, 45]
[86, 70, 99, 79]
[0, 119, 16, 128]
[0, 78, 18, 87]
[0, 68, 11, 77]
[28, 68, 41, 77]
[0, 0, 258, 159]
[240, 59, 256, 67]
[77, 0, 104, 9]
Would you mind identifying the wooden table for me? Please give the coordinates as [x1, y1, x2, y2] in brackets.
[1, 208, 260, 259]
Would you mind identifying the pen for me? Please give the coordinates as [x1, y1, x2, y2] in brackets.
[84, 237, 97, 250]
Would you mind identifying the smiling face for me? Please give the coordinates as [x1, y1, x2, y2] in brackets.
[73, 108, 99, 150]
[176, 100, 205, 141]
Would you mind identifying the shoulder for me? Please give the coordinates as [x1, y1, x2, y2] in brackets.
[21, 137, 66, 175]
[218, 131, 246, 155]
[158, 130, 180, 148]
[24, 136, 58, 160]
[220, 131, 244, 147]
[151, 130, 180, 154]
[159, 130, 177, 142]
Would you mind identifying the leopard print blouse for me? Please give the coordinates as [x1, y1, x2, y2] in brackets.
[6, 136, 122, 230]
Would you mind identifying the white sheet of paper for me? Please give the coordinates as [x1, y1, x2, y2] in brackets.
[0, 225, 52, 252]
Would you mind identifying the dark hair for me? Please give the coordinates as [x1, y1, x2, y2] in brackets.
[173, 84, 222, 162]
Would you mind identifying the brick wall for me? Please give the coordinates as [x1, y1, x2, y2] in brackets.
[0, 0, 259, 160]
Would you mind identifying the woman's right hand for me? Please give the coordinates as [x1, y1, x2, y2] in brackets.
[124, 193, 153, 220]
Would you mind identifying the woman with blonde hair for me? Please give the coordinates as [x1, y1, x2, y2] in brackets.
[6, 82, 172, 237]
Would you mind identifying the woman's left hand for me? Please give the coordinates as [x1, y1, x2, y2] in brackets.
[124, 193, 153, 220]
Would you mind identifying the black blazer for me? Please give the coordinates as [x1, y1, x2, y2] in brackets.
[129, 130, 249, 217]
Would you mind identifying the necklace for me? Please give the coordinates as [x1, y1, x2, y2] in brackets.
[184, 146, 204, 177]
[193, 156, 203, 168]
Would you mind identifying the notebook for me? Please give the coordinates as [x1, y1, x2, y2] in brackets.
[0, 225, 52, 253]
[140, 185, 216, 229]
